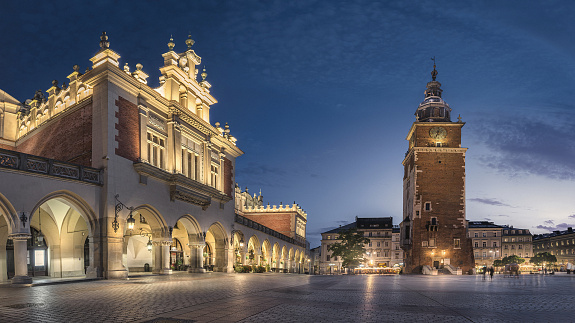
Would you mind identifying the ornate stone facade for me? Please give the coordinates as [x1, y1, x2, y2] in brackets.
[0, 32, 308, 283]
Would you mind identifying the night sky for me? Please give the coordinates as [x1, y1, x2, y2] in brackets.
[1, 1, 574, 248]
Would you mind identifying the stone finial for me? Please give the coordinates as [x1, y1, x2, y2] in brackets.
[124, 63, 130, 73]
[73, 64, 80, 72]
[62, 82, 67, 89]
[215, 121, 220, 128]
[168, 36, 175, 51]
[458, 114, 462, 122]
[100, 31, 110, 49]
[185, 34, 195, 49]
[136, 63, 143, 71]
[52, 80, 58, 87]
[224, 122, 230, 135]
[201, 66, 207, 81]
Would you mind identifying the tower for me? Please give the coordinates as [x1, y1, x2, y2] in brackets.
[400, 62, 474, 274]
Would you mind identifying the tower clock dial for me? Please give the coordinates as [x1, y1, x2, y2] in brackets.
[429, 126, 447, 139]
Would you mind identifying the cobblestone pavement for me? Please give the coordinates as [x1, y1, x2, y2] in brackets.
[0, 273, 574, 322]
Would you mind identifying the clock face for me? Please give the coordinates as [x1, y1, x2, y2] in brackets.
[429, 127, 447, 140]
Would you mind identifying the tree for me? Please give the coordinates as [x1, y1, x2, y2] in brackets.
[530, 252, 557, 268]
[500, 255, 525, 265]
[493, 259, 503, 267]
[327, 228, 370, 272]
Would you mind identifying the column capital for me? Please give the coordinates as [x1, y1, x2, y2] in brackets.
[9, 233, 31, 241]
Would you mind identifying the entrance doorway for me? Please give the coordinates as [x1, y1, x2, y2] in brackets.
[170, 238, 184, 271]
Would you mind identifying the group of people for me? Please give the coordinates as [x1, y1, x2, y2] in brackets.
[482, 266, 495, 280]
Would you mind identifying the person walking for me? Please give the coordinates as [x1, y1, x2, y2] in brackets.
[489, 266, 494, 280]
[482, 266, 487, 280]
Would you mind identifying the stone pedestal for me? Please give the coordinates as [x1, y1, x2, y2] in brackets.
[188, 242, 205, 273]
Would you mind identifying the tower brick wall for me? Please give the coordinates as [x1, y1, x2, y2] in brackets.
[243, 212, 294, 237]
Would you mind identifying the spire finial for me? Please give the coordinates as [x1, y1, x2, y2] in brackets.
[201, 66, 207, 81]
[100, 31, 109, 49]
[431, 56, 438, 81]
[168, 35, 175, 51]
[185, 34, 195, 49]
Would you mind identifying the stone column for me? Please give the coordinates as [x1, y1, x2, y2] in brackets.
[11, 234, 32, 284]
[187, 242, 206, 273]
[152, 240, 172, 274]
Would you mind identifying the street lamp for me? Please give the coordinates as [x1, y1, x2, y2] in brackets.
[139, 228, 153, 251]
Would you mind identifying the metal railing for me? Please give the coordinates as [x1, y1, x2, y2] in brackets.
[0, 148, 103, 185]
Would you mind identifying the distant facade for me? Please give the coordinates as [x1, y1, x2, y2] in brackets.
[319, 217, 403, 274]
[468, 221, 504, 267]
[309, 246, 321, 274]
[501, 227, 532, 260]
[400, 64, 474, 273]
[533, 228, 575, 268]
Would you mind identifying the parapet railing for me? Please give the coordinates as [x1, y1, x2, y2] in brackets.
[0, 148, 103, 185]
[235, 214, 306, 248]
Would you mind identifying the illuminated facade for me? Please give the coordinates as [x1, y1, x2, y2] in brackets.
[319, 217, 403, 274]
[0, 32, 307, 283]
[400, 64, 474, 274]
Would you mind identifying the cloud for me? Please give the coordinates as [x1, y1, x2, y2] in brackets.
[535, 222, 575, 232]
[484, 217, 491, 221]
[568, 214, 575, 219]
[544, 220, 555, 225]
[473, 115, 575, 180]
[468, 198, 514, 207]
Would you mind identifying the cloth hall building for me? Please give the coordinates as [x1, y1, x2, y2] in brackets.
[0, 32, 308, 284]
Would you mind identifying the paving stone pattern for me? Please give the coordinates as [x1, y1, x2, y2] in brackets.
[0, 273, 573, 322]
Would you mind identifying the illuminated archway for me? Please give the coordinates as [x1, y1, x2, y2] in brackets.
[205, 222, 228, 272]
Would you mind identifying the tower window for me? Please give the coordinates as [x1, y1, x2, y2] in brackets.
[436, 142, 442, 147]
[425, 202, 431, 211]
[454, 239, 461, 249]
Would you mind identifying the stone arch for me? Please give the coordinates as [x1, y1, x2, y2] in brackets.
[173, 215, 202, 271]
[0, 192, 17, 235]
[23, 190, 98, 279]
[30, 190, 97, 237]
[261, 239, 272, 267]
[131, 205, 169, 237]
[206, 222, 228, 272]
[281, 245, 288, 271]
[272, 242, 280, 270]
[231, 230, 245, 265]
[247, 235, 260, 265]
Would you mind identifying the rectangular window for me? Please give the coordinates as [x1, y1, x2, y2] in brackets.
[482, 232, 486, 237]
[482, 242, 487, 248]
[429, 238, 435, 247]
[377, 242, 380, 247]
[326, 255, 330, 261]
[483, 252, 486, 257]
[474, 232, 478, 237]
[474, 241, 479, 248]
[431, 217, 437, 225]
[211, 165, 219, 189]
[368, 242, 372, 247]
[454, 239, 461, 249]
[422, 241, 428, 247]
[425, 202, 431, 211]
[493, 242, 497, 247]
[384, 241, 389, 247]
[147, 132, 165, 169]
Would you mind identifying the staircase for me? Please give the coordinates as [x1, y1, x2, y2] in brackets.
[443, 264, 462, 275]
[422, 265, 438, 275]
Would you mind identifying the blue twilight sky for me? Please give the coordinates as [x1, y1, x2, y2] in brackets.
[1, 1, 574, 248]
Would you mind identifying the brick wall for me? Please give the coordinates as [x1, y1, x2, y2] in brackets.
[223, 157, 233, 198]
[115, 97, 140, 162]
[16, 103, 93, 167]
[243, 212, 294, 237]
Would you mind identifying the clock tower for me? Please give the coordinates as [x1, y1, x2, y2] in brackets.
[400, 63, 474, 274]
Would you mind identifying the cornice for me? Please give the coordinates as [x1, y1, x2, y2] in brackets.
[133, 162, 232, 209]
[402, 146, 467, 165]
